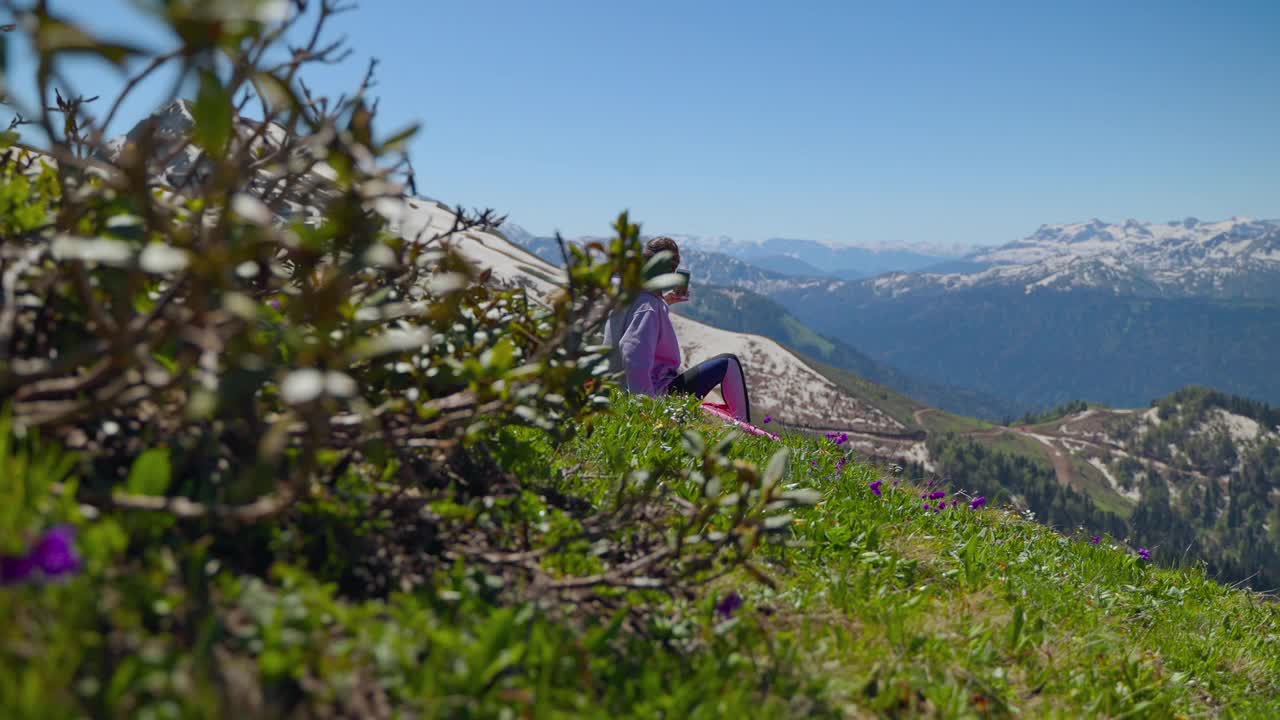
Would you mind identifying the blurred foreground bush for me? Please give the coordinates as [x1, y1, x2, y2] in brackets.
[0, 2, 815, 716]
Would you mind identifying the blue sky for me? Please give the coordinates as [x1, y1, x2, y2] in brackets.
[6, 0, 1280, 247]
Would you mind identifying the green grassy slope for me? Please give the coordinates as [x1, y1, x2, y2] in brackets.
[554, 395, 1280, 717]
[5, 393, 1279, 717]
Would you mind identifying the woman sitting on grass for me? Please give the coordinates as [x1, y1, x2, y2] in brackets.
[605, 236, 753, 421]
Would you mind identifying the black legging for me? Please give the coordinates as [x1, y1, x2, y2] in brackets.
[668, 353, 751, 421]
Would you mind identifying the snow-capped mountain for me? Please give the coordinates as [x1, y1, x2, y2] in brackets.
[496, 223, 801, 293]
[871, 217, 1280, 300]
[670, 234, 971, 261]
[663, 235, 968, 278]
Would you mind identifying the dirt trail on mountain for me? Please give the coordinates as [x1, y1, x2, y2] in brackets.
[1024, 433, 1079, 489]
[1027, 429, 1203, 482]
[911, 408, 1081, 487]
[894, 407, 1204, 492]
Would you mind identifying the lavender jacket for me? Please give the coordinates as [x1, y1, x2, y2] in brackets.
[604, 291, 681, 395]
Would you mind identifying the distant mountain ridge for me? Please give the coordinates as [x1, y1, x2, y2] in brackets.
[669, 233, 973, 263]
[499, 222, 967, 279]
[871, 217, 1280, 300]
[496, 223, 808, 293]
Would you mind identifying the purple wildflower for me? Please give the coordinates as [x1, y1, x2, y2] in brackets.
[715, 591, 743, 619]
[763, 415, 772, 424]
[969, 496, 987, 510]
[836, 457, 848, 473]
[1137, 548, 1152, 562]
[31, 526, 79, 576]
[869, 479, 883, 496]
[923, 502, 932, 511]
[1090, 535, 1101, 545]
[0, 526, 80, 586]
[0, 554, 35, 585]
[928, 491, 946, 500]
[936, 501, 947, 510]
[810, 460, 819, 468]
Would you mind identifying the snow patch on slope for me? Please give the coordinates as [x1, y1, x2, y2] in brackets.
[1088, 457, 1141, 501]
[1200, 409, 1264, 445]
[376, 197, 565, 297]
[672, 315, 901, 432]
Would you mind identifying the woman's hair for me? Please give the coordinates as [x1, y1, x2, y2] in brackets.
[644, 236, 681, 267]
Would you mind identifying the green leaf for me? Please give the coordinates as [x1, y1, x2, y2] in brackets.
[681, 430, 705, 457]
[643, 272, 683, 294]
[584, 611, 627, 653]
[193, 70, 233, 154]
[482, 337, 515, 371]
[126, 448, 172, 497]
[782, 488, 823, 505]
[642, 250, 677, 279]
[763, 513, 793, 530]
[1009, 603, 1026, 649]
[36, 16, 140, 66]
[379, 122, 420, 152]
[762, 447, 790, 491]
[251, 71, 301, 115]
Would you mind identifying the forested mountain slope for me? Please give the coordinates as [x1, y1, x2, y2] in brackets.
[774, 284, 1280, 409]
